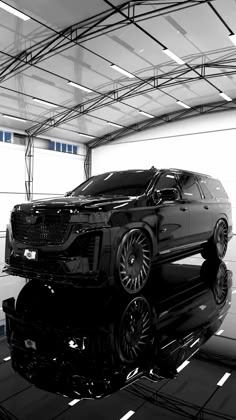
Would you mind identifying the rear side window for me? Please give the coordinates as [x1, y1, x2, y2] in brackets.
[205, 178, 228, 199]
[179, 174, 202, 199]
[198, 178, 213, 199]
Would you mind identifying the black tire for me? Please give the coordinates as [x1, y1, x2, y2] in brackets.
[116, 229, 152, 294]
[117, 297, 152, 363]
[201, 219, 228, 260]
[200, 259, 229, 305]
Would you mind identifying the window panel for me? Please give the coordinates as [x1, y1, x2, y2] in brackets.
[56, 142, 61, 152]
[180, 175, 201, 199]
[73, 145, 77, 154]
[155, 173, 178, 190]
[0, 131, 3, 141]
[62, 143, 67, 153]
[67, 144, 72, 153]
[4, 132, 11, 143]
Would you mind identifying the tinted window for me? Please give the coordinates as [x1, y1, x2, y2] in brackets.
[71, 171, 155, 197]
[155, 173, 179, 190]
[206, 178, 228, 199]
[198, 177, 213, 199]
[180, 175, 201, 199]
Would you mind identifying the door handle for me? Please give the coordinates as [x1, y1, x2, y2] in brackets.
[204, 205, 209, 210]
[180, 207, 188, 211]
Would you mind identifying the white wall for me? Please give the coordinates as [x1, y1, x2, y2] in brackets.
[92, 110, 236, 232]
[0, 142, 86, 232]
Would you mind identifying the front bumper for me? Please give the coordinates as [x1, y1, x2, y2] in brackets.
[4, 227, 112, 287]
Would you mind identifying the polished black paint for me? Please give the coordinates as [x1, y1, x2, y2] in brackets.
[4, 168, 233, 288]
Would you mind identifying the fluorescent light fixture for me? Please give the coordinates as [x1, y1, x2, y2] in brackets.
[78, 133, 95, 139]
[120, 411, 135, 420]
[229, 34, 236, 47]
[68, 399, 80, 406]
[139, 110, 155, 118]
[176, 100, 190, 109]
[217, 372, 231, 387]
[176, 360, 190, 373]
[216, 329, 224, 336]
[33, 98, 58, 108]
[219, 92, 232, 102]
[3, 356, 11, 361]
[232, 289, 236, 294]
[2, 114, 27, 122]
[0, 1, 30, 20]
[110, 64, 135, 78]
[107, 121, 122, 128]
[68, 81, 92, 93]
[163, 48, 185, 65]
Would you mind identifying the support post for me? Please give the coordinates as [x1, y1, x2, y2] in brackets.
[25, 135, 34, 201]
[84, 146, 91, 180]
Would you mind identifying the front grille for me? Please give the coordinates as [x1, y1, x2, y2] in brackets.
[11, 211, 71, 245]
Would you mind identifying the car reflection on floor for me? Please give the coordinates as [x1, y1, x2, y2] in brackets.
[2, 258, 232, 400]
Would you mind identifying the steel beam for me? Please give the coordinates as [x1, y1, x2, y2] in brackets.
[25, 136, 34, 201]
[0, 0, 215, 84]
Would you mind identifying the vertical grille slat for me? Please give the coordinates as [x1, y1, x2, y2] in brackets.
[11, 211, 70, 245]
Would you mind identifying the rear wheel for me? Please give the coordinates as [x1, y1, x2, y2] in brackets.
[201, 219, 228, 260]
[116, 229, 152, 294]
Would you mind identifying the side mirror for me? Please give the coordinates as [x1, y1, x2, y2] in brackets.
[155, 188, 179, 202]
[65, 191, 72, 197]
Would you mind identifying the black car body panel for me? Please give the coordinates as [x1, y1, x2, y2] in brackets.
[3, 167, 233, 290]
[2, 260, 232, 399]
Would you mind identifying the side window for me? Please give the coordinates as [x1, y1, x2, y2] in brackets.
[206, 178, 228, 199]
[180, 174, 202, 200]
[198, 177, 213, 199]
[155, 173, 179, 190]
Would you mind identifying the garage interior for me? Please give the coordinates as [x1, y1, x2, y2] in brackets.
[0, 0, 236, 419]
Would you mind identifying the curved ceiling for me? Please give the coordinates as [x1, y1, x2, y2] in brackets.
[0, 0, 236, 146]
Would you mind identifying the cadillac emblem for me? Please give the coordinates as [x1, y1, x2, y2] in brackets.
[24, 339, 37, 350]
[24, 249, 37, 260]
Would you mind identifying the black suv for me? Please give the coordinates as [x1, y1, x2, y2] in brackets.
[4, 167, 233, 294]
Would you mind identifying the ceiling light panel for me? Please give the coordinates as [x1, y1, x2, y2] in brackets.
[68, 81, 92, 93]
[32, 98, 58, 107]
[2, 114, 27, 122]
[110, 64, 135, 78]
[0, 1, 30, 20]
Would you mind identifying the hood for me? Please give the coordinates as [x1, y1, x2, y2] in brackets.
[13, 195, 141, 213]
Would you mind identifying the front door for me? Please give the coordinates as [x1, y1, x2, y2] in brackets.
[152, 172, 190, 254]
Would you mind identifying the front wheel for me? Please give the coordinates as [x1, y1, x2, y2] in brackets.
[115, 229, 152, 294]
[201, 219, 228, 260]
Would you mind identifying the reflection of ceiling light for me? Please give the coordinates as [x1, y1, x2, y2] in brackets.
[110, 64, 135, 78]
[68, 81, 92, 93]
[139, 110, 155, 118]
[78, 133, 95, 139]
[32, 98, 58, 107]
[0, 1, 30, 20]
[163, 48, 185, 65]
[107, 121, 122, 127]
[217, 372, 231, 387]
[176, 100, 190, 109]
[228, 34, 236, 46]
[219, 92, 232, 102]
[176, 360, 190, 373]
[120, 410, 135, 420]
[2, 114, 27, 122]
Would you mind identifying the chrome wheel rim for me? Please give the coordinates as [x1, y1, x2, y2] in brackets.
[118, 230, 151, 294]
[215, 222, 228, 258]
[118, 297, 151, 362]
[214, 263, 228, 304]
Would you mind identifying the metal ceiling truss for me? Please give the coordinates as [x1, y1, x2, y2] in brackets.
[0, 0, 214, 84]
[25, 55, 236, 138]
[88, 98, 236, 148]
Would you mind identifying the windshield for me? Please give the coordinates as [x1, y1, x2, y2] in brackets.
[70, 170, 155, 197]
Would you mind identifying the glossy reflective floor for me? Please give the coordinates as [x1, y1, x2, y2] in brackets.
[0, 237, 235, 420]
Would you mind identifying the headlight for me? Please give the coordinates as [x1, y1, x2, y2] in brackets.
[72, 211, 111, 227]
